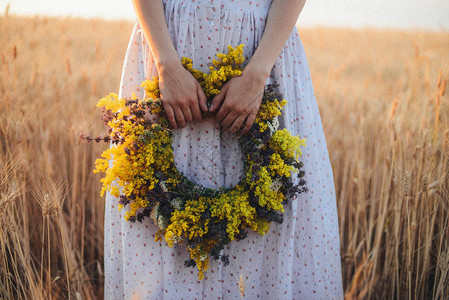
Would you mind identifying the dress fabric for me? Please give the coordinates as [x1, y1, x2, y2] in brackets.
[104, 0, 343, 299]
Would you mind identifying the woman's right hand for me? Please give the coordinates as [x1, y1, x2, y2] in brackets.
[158, 61, 208, 129]
[131, 0, 207, 128]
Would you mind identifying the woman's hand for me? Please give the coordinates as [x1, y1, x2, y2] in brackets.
[209, 65, 268, 134]
[158, 61, 207, 129]
[131, 0, 207, 129]
[207, 0, 307, 134]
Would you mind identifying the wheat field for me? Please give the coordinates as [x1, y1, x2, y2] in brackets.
[0, 14, 448, 299]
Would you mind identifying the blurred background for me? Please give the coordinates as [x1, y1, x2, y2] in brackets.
[1, 0, 449, 29]
[0, 1, 448, 299]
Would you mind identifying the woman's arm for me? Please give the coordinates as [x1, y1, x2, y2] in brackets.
[131, 0, 207, 129]
[210, 0, 307, 134]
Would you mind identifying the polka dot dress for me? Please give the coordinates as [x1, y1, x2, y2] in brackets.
[104, 0, 344, 299]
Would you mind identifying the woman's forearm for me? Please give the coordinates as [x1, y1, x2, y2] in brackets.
[245, 0, 306, 78]
[210, 0, 306, 131]
[131, 0, 207, 127]
[130, 0, 181, 71]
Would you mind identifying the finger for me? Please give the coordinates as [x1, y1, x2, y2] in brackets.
[173, 106, 186, 128]
[197, 83, 208, 113]
[181, 104, 194, 123]
[240, 113, 256, 134]
[221, 112, 237, 128]
[163, 103, 177, 129]
[228, 115, 246, 134]
[191, 103, 202, 123]
[215, 104, 230, 124]
[191, 106, 202, 123]
[191, 89, 203, 122]
[209, 84, 228, 112]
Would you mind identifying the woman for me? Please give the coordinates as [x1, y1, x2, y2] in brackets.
[104, 0, 344, 298]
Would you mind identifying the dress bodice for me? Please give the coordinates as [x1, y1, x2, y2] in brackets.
[162, 0, 273, 13]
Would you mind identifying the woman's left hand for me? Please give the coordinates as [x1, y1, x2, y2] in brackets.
[209, 66, 268, 134]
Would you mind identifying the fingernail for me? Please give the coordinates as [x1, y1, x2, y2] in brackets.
[209, 104, 214, 111]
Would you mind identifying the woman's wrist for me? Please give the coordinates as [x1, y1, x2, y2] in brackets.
[156, 55, 183, 75]
[243, 59, 272, 85]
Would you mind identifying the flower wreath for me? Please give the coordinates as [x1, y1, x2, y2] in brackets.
[84, 45, 307, 279]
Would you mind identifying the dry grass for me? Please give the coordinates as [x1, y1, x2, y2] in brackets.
[0, 15, 130, 300]
[0, 14, 448, 299]
[301, 27, 449, 299]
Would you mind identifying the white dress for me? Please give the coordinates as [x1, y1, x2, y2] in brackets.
[104, 0, 343, 299]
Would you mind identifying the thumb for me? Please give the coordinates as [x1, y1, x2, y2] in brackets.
[209, 84, 228, 112]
